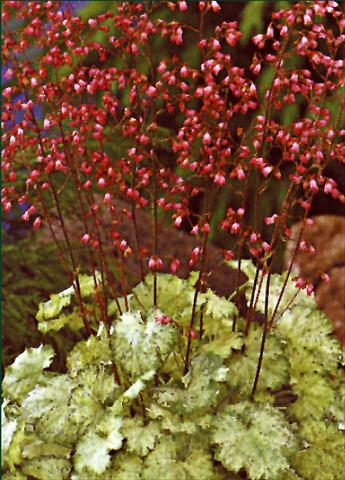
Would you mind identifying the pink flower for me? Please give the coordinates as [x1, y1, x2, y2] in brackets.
[188, 328, 197, 339]
[202, 223, 211, 233]
[231, 222, 240, 234]
[131, 43, 139, 55]
[202, 132, 211, 145]
[211, 1, 221, 12]
[88, 18, 97, 28]
[81, 233, 90, 244]
[266, 25, 274, 38]
[170, 258, 181, 273]
[191, 247, 200, 260]
[262, 242, 271, 252]
[191, 225, 199, 235]
[280, 25, 288, 37]
[324, 183, 333, 194]
[237, 168, 245, 180]
[120, 240, 127, 251]
[156, 258, 163, 270]
[174, 216, 183, 228]
[146, 86, 157, 97]
[180, 66, 188, 78]
[253, 34, 264, 45]
[224, 250, 234, 260]
[265, 214, 278, 225]
[155, 314, 173, 325]
[103, 193, 112, 205]
[214, 174, 226, 186]
[98, 178, 106, 188]
[295, 278, 305, 289]
[22, 210, 30, 222]
[309, 179, 318, 192]
[148, 258, 156, 270]
[33, 217, 41, 229]
[291, 142, 299, 153]
[321, 273, 330, 283]
[262, 166, 272, 177]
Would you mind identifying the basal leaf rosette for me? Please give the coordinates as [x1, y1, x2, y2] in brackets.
[2, 268, 345, 480]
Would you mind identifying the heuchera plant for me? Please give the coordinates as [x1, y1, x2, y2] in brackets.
[2, 264, 345, 479]
[1, 1, 345, 479]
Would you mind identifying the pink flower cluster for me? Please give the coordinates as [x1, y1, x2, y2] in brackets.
[2, 1, 344, 308]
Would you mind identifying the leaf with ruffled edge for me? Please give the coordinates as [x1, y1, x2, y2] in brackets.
[291, 420, 345, 480]
[74, 415, 123, 476]
[112, 309, 178, 380]
[121, 418, 162, 457]
[3, 345, 54, 402]
[36, 273, 101, 332]
[227, 324, 289, 398]
[155, 352, 228, 416]
[213, 401, 295, 480]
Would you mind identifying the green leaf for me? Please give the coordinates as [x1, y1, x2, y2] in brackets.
[1, 473, 27, 480]
[112, 309, 178, 379]
[201, 289, 239, 339]
[122, 419, 162, 456]
[3, 345, 54, 401]
[2, 400, 18, 466]
[21, 435, 70, 460]
[21, 376, 72, 442]
[227, 324, 289, 397]
[112, 452, 143, 480]
[21, 458, 71, 480]
[74, 416, 123, 475]
[3, 270, 344, 479]
[130, 274, 205, 329]
[276, 307, 339, 375]
[37, 310, 84, 333]
[69, 367, 118, 436]
[213, 402, 295, 479]
[183, 449, 220, 480]
[67, 333, 113, 377]
[6, 422, 25, 471]
[36, 273, 101, 331]
[288, 374, 335, 421]
[148, 404, 199, 435]
[200, 333, 243, 358]
[156, 352, 227, 415]
[36, 291, 72, 322]
[292, 421, 345, 480]
[142, 437, 186, 480]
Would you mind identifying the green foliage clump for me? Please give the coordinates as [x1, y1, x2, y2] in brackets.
[2, 238, 84, 370]
[2, 264, 345, 480]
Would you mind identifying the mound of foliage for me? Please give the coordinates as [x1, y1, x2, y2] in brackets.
[2, 262, 345, 480]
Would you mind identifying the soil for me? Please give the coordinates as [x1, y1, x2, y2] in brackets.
[38, 198, 247, 312]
